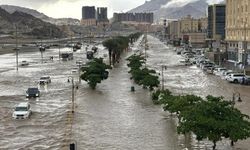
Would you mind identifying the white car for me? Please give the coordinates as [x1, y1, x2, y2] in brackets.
[227, 73, 245, 83]
[39, 76, 51, 84]
[222, 71, 235, 80]
[213, 68, 227, 76]
[20, 61, 29, 66]
[12, 102, 32, 119]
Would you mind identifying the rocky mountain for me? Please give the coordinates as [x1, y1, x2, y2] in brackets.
[129, 0, 209, 22]
[0, 7, 66, 38]
[129, 0, 170, 13]
[0, 5, 80, 25]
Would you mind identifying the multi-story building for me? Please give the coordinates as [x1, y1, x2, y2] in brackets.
[226, 0, 250, 67]
[207, 4, 226, 40]
[168, 15, 207, 48]
[97, 7, 107, 21]
[113, 13, 154, 24]
[169, 21, 180, 40]
[81, 6, 96, 26]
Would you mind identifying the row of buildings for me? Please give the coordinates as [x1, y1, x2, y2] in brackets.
[113, 13, 154, 24]
[167, 0, 250, 68]
[81, 6, 109, 26]
[167, 15, 208, 48]
[81, 6, 154, 26]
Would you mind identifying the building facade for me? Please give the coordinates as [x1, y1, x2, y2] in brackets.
[82, 6, 96, 19]
[207, 4, 226, 40]
[96, 7, 109, 26]
[81, 6, 96, 26]
[226, 0, 250, 67]
[168, 15, 207, 48]
[113, 13, 154, 24]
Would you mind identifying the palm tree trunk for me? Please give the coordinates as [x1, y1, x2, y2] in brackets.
[231, 140, 234, 146]
[112, 52, 116, 65]
[108, 49, 112, 66]
[212, 140, 216, 150]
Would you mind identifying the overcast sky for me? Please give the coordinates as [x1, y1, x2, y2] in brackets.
[0, 0, 224, 19]
[0, 0, 145, 19]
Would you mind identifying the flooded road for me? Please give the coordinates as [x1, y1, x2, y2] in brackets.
[0, 36, 250, 150]
[0, 44, 108, 150]
[73, 35, 250, 150]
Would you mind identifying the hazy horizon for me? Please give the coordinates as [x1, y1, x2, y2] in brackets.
[0, 0, 146, 19]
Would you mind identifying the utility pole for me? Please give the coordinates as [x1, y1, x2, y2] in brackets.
[68, 77, 75, 114]
[161, 65, 167, 90]
[58, 43, 61, 62]
[144, 33, 147, 67]
[71, 34, 73, 52]
[71, 78, 75, 114]
[14, 24, 19, 71]
[243, 20, 247, 75]
[39, 47, 44, 64]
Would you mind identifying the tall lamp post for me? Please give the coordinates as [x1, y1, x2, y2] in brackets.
[68, 76, 75, 114]
[161, 65, 167, 90]
[144, 34, 148, 67]
[219, 49, 223, 66]
[39, 46, 45, 63]
[243, 20, 247, 75]
[14, 24, 19, 71]
[58, 43, 61, 62]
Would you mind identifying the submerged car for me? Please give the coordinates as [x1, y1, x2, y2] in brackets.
[12, 102, 32, 119]
[26, 88, 40, 98]
[39, 76, 51, 84]
[20, 61, 29, 66]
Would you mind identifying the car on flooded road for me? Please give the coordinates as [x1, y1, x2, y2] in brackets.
[12, 102, 32, 119]
[39, 76, 51, 84]
[26, 88, 40, 98]
[20, 60, 29, 66]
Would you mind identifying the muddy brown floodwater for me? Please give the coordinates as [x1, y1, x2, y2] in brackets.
[0, 36, 250, 150]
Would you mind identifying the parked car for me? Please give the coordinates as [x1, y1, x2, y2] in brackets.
[213, 68, 227, 76]
[39, 76, 51, 84]
[12, 102, 32, 119]
[20, 61, 29, 66]
[221, 70, 235, 80]
[227, 73, 245, 83]
[26, 88, 40, 98]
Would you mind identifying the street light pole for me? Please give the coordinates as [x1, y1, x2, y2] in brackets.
[68, 77, 75, 114]
[161, 65, 167, 90]
[243, 21, 247, 74]
[145, 45, 146, 67]
[58, 43, 61, 62]
[15, 24, 19, 71]
[219, 49, 223, 66]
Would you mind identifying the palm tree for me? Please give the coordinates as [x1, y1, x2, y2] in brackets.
[103, 39, 117, 66]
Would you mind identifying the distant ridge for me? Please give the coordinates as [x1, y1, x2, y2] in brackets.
[0, 5, 80, 25]
[0, 7, 66, 38]
[129, 0, 209, 22]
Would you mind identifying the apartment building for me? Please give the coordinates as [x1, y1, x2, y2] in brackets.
[226, 0, 250, 66]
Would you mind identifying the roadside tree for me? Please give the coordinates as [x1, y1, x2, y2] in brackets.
[80, 58, 111, 89]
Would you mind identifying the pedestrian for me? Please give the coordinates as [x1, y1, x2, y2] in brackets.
[241, 76, 245, 85]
